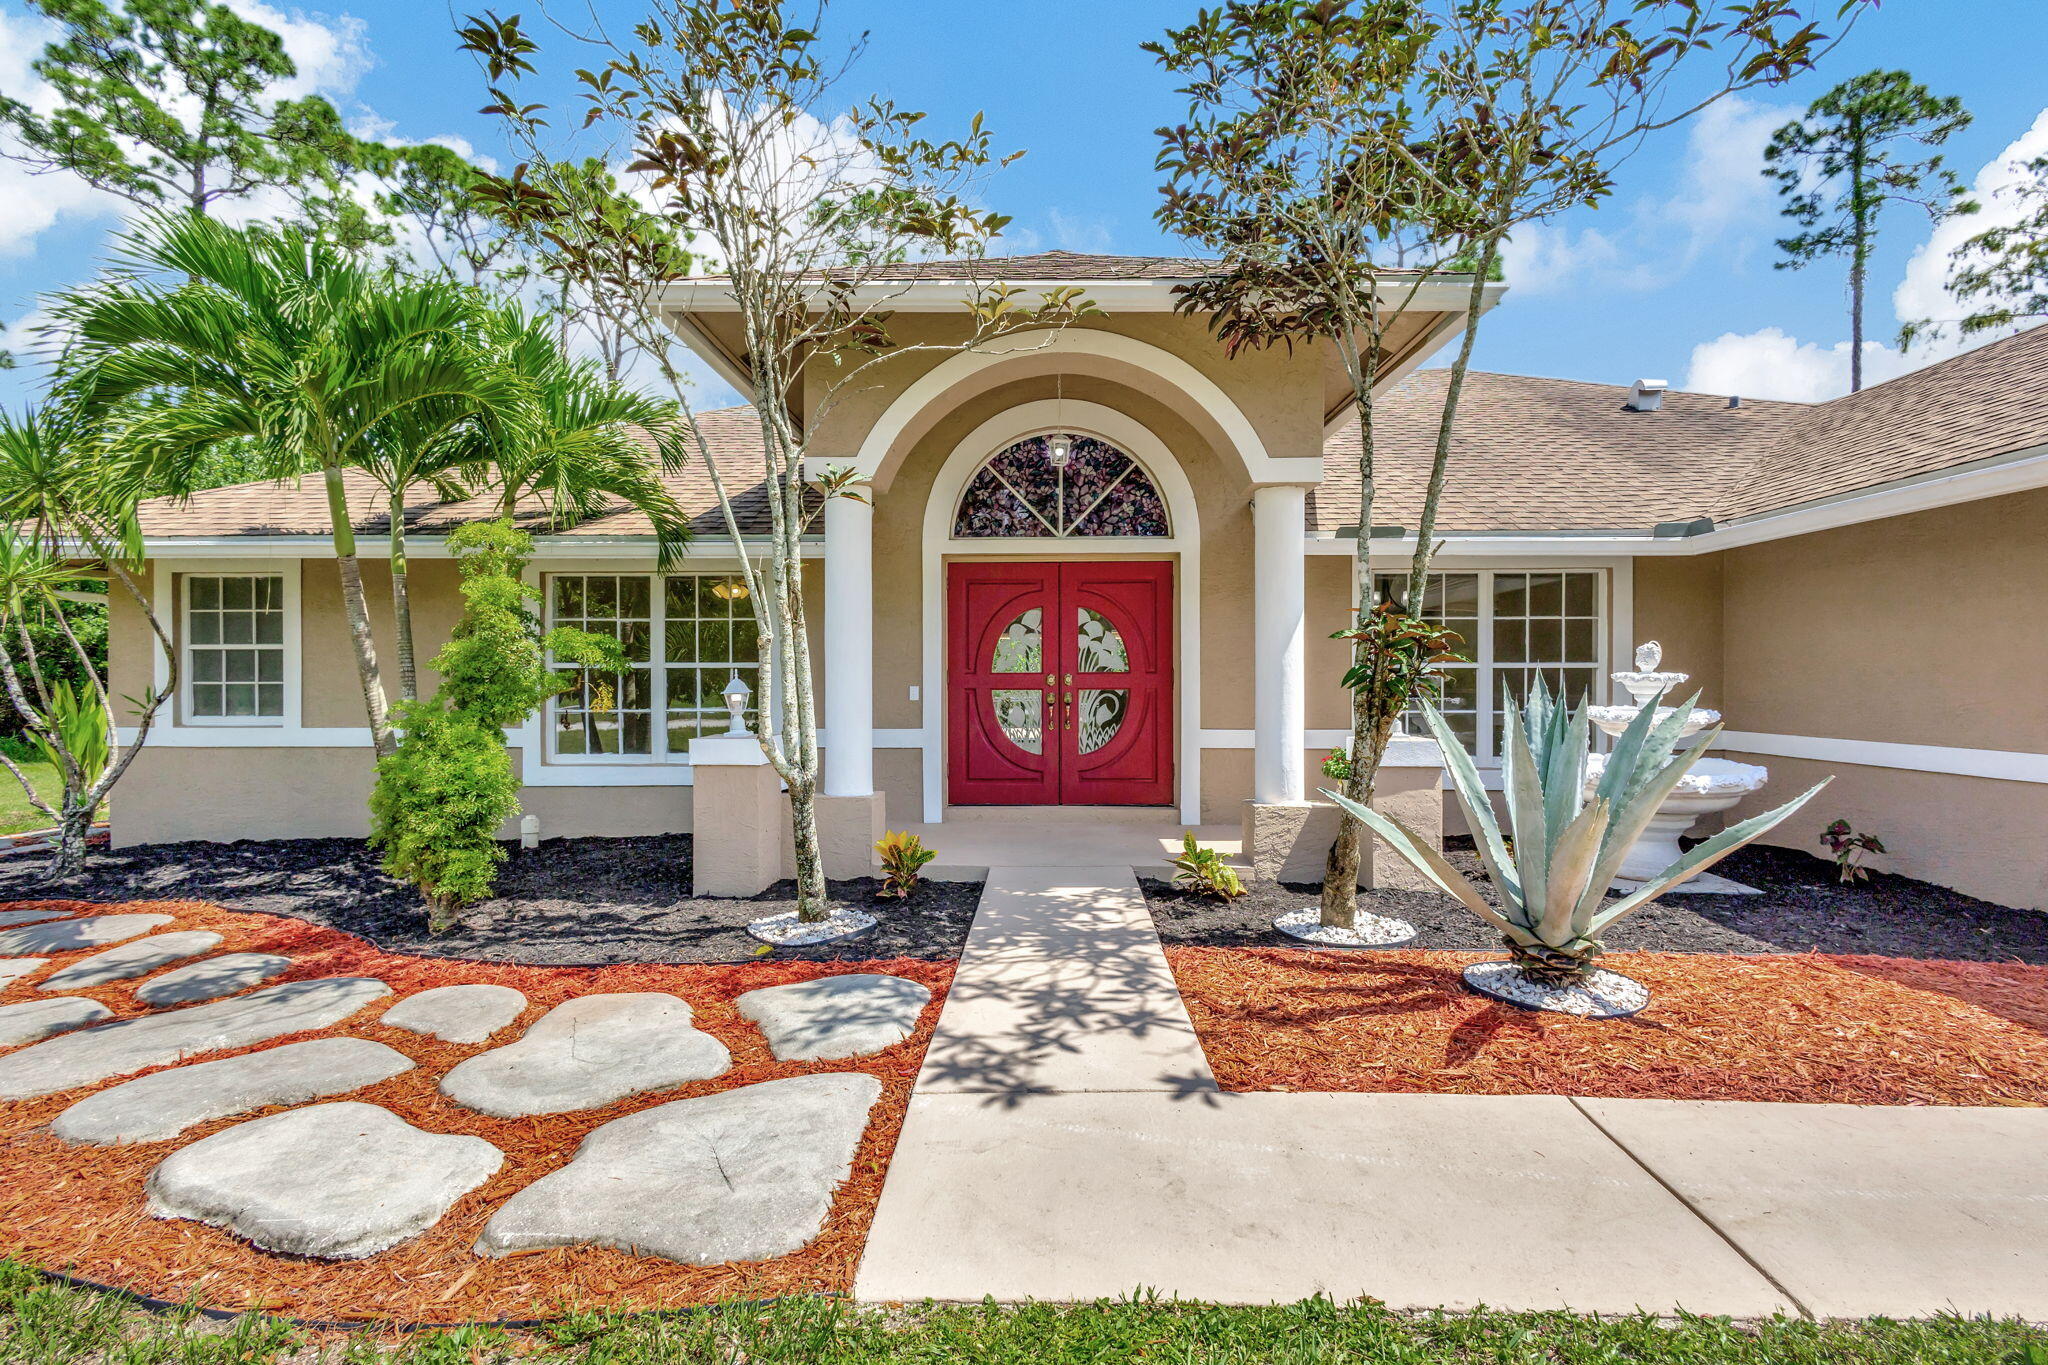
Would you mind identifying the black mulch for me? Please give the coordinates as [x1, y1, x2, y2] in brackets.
[0, 835, 981, 966]
[1143, 840, 2048, 964]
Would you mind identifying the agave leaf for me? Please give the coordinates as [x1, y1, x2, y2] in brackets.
[1613, 691, 1703, 814]
[1541, 698, 1590, 860]
[1539, 796, 1610, 946]
[1575, 726, 1725, 924]
[1325, 790, 1528, 943]
[1590, 779, 1832, 934]
[1593, 683, 1670, 807]
[1502, 696, 1549, 924]
[1417, 700, 1522, 905]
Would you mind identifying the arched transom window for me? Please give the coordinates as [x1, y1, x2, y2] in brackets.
[952, 434, 1170, 538]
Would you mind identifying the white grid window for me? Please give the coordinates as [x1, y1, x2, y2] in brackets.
[546, 573, 760, 762]
[1376, 569, 1605, 762]
[185, 574, 285, 719]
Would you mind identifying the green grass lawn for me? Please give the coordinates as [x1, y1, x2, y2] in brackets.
[1, 1264, 2041, 1365]
[0, 758, 62, 837]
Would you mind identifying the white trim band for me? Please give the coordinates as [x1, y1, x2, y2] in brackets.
[1718, 731, 2048, 786]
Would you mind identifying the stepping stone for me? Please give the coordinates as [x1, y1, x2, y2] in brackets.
[146, 1101, 502, 1260]
[382, 984, 526, 1044]
[476, 1073, 882, 1264]
[736, 974, 932, 1062]
[0, 914, 174, 956]
[440, 992, 730, 1119]
[0, 997, 111, 1048]
[0, 959, 49, 990]
[53, 1038, 417, 1145]
[0, 976, 391, 1100]
[39, 932, 224, 992]
[135, 953, 292, 1006]
[0, 910, 72, 928]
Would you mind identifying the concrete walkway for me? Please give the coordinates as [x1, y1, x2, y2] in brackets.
[857, 819, 2048, 1319]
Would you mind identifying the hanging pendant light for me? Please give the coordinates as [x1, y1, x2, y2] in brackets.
[1047, 370, 1072, 467]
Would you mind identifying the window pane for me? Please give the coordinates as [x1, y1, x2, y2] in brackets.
[1566, 573, 1596, 617]
[620, 576, 650, 616]
[621, 621, 651, 662]
[700, 620, 730, 662]
[1528, 573, 1562, 616]
[621, 670, 651, 709]
[1494, 618, 1526, 662]
[555, 576, 585, 617]
[733, 618, 759, 660]
[668, 667, 701, 710]
[622, 712, 651, 754]
[256, 610, 283, 645]
[1529, 618, 1563, 662]
[256, 683, 283, 715]
[190, 577, 219, 609]
[225, 683, 258, 716]
[1566, 618, 1596, 662]
[222, 612, 253, 644]
[190, 612, 220, 645]
[1441, 573, 1480, 617]
[193, 650, 223, 682]
[222, 577, 253, 610]
[192, 683, 222, 716]
[224, 651, 255, 682]
[555, 713, 588, 755]
[1493, 573, 1528, 616]
[588, 577, 617, 614]
[665, 576, 693, 618]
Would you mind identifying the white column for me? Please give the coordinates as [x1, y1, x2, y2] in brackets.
[1252, 484, 1308, 805]
[822, 488, 875, 797]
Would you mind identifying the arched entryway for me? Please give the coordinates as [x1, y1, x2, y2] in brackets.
[919, 399, 1203, 822]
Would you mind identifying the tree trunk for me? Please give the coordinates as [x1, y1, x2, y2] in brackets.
[389, 497, 418, 703]
[788, 779, 828, 920]
[1849, 113, 1868, 394]
[322, 465, 396, 758]
[46, 803, 95, 883]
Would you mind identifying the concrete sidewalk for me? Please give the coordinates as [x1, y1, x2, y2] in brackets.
[859, 856, 2048, 1319]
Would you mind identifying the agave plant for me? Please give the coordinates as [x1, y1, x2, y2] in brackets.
[1331, 678, 1826, 995]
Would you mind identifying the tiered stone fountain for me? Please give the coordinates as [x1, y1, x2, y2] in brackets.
[1583, 641, 1768, 895]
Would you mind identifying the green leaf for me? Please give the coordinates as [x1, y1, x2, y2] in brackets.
[1591, 780, 1832, 934]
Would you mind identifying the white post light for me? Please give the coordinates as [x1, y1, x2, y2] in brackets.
[722, 672, 752, 736]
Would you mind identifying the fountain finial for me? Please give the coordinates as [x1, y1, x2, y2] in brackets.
[1634, 640, 1663, 672]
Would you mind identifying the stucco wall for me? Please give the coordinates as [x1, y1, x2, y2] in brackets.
[1704, 488, 2048, 909]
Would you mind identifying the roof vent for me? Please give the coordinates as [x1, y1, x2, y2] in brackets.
[1727, 394, 1742, 409]
[1626, 378, 1668, 413]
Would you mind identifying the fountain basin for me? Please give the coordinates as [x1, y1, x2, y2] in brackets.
[1584, 753, 1767, 889]
[1586, 704, 1721, 740]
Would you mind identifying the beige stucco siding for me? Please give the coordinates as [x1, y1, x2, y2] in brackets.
[1629, 488, 2048, 909]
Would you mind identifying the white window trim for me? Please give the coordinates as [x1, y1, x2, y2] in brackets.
[155, 559, 302, 733]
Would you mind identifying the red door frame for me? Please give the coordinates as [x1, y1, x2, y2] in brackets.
[946, 560, 1174, 806]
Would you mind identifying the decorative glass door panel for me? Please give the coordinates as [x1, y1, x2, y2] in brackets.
[948, 561, 1173, 806]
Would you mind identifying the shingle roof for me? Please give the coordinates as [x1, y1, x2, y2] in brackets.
[139, 323, 2048, 543]
[824, 249, 1225, 281]
[1315, 322, 2048, 534]
[135, 405, 773, 540]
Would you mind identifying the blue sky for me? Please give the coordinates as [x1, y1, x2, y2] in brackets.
[4, 0, 2046, 411]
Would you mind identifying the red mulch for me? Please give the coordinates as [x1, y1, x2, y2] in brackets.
[1163, 944, 2048, 1107]
[0, 898, 952, 1325]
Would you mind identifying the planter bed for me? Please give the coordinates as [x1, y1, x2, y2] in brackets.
[1143, 841, 2048, 963]
[0, 898, 951, 1324]
[0, 836, 981, 965]
[1164, 944, 2048, 1104]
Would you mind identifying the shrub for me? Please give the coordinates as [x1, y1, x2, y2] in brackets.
[1170, 831, 1246, 900]
[369, 520, 625, 932]
[876, 830, 936, 899]
[28, 679, 108, 788]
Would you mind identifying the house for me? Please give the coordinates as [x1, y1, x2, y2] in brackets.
[111, 252, 2048, 911]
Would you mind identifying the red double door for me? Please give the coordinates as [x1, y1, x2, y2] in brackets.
[948, 561, 1173, 806]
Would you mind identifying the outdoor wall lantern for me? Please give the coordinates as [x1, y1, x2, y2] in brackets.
[1047, 369, 1073, 467]
[722, 673, 752, 736]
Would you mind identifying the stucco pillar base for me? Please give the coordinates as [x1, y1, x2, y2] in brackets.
[1241, 766, 1443, 891]
[688, 735, 784, 899]
[814, 792, 885, 881]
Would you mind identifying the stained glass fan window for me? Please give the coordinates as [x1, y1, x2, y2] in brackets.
[953, 435, 1169, 538]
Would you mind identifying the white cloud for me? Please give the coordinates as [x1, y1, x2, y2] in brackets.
[1893, 106, 2048, 350]
[1652, 95, 1788, 266]
[1499, 222, 1626, 295]
[1684, 104, 2048, 402]
[222, 0, 373, 100]
[1683, 327, 1916, 403]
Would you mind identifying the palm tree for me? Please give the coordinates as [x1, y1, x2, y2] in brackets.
[476, 305, 690, 561]
[53, 213, 503, 757]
